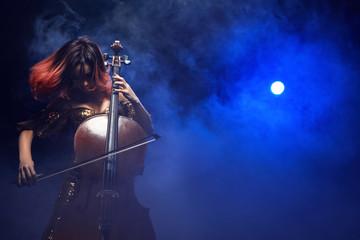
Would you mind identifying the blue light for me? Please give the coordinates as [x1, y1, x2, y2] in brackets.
[271, 81, 285, 95]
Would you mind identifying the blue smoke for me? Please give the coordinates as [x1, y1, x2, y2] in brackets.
[5, 0, 360, 239]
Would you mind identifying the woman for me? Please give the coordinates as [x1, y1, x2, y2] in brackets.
[17, 36, 155, 240]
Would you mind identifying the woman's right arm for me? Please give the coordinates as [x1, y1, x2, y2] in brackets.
[18, 130, 37, 186]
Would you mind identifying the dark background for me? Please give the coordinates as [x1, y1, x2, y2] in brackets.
[1, 0, 360, 239]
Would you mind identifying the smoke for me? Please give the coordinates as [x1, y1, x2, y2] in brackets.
[28, 1, 85, 61]
[8, 0, 360, 239]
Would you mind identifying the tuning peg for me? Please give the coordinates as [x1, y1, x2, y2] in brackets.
[122, 55, 131, 65]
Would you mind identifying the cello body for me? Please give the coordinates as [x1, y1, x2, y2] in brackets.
[50, 115, 156, 240]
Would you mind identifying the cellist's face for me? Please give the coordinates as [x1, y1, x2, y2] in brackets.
[72, 64, 94, 93]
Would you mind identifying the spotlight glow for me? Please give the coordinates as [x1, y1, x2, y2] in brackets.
[271, 81, 285, 95]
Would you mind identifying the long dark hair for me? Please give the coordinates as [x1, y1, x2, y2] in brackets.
[29, 36, 111, 100]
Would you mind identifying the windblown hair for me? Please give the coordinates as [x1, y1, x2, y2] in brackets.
[29, 36, 111, 100]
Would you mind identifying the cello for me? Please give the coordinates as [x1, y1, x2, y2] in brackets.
[47, 40, 157, 240]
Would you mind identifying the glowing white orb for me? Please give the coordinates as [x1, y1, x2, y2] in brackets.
[271, 81, 285, 95]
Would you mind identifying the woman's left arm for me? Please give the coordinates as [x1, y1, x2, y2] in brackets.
[113, 73, 154, 135]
